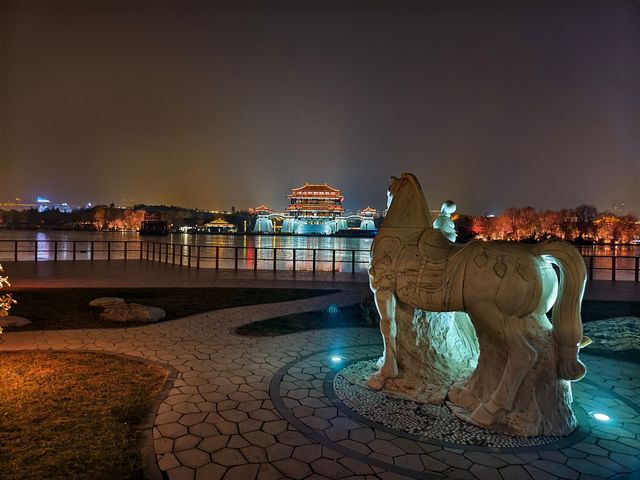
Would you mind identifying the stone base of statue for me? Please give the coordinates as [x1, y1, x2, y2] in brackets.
[448, 319, 576, 437]
[369, 308, 480, 404]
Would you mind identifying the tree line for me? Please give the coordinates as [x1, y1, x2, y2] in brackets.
[461, 205, 639, 244]
[0, 206, 145, 231]
[2, 203, 638, 244]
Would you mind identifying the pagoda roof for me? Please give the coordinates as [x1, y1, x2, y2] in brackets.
[204, 218, 234, 227]
[252, 204, 273, 211]
[288, 183, 342, 196]
[359, 206, 378, 214]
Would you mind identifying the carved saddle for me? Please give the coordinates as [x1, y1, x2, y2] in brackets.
[392, 228, 475, 311]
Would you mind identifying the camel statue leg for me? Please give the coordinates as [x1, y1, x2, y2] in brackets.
[470, 314, 538, 427]
[368, 288, 399, 390]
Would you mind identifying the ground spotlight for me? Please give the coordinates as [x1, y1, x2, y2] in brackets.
[590, 412, 611, 422]
[330, 355, 343, 363]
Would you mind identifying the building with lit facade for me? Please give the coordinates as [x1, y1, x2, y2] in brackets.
[357, 206, 378, 230]
[283, 183, 346, 234]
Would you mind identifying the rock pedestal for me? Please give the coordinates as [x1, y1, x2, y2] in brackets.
[448, 319, 576, 437]
[377, 307, 479, 404]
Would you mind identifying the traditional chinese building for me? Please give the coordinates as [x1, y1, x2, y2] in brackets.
[357, 206, 378, 231]
[287, 183, 344, 217]
[284, 183, 345, 234]
[249, 204, 274, 215]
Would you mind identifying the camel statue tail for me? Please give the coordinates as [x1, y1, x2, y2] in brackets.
[535, 239, 588, 381]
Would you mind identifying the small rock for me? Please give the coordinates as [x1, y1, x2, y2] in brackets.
[89, 297, 126, 309]
[0, 315, 32, 328]
[101, 303, 166, 322]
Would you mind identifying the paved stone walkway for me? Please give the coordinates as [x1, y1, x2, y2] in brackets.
[0, 262, 639, 479]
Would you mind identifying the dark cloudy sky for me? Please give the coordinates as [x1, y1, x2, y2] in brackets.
[1, 0, 638, 215]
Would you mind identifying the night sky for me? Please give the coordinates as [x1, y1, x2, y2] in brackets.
[1, 1, 638, 215]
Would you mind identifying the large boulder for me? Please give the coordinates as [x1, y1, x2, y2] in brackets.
[101, 303, 166, 323]
[0, 316, 32, 328]
[89, 297, 126, 309]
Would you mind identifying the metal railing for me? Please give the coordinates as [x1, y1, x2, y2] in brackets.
[0, 239, 639, 280]
[0, 240, 371, 274]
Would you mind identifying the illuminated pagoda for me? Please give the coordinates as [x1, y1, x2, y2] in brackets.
[249, 204, 273, 215]
[283, 183, 345, 234]
[250, 205, 277, 233]
[358, 206, 378, 230]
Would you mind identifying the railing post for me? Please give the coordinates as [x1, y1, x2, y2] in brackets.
[313, 249, 316, 272]
[14, 241, 18, 262]
[34, 240, 38, 261]
[254, 248, 258, 270]
[54, 241, 58, 261]
[165, 243, 169, 263]
[332, 250, 336, 272]
[352, 250, 356, 273]
[197, 246, 201, 269]
[146, 242, 150, 260]
[152, 242, 156, 262]
[636, 257, 639, 283]
[292, 249, 296, 272]
[139, 242, 143, 260]
[215, 246, 219, 269]
[612, 255, 616, 281]
[273, 248, 277, 271]
[124, 241, 128, 260]
[188, 245, 192, 268]
[588, 256, 594, 281]
[172, 244, 176, 264]
[107, 241, 111, 261]
[91, 241, 94, 261]
[73, 241, 77, 261]
[234, 247, 239, 270]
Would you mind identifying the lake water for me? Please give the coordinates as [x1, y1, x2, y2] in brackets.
[0, 231, 374, 273]
[0, 230, 637, 278]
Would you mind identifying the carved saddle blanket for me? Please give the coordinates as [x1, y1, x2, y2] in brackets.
[370, 228, 477, 311]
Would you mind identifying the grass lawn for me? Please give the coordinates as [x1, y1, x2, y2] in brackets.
[5, 287, 337, 330]
[0, 351, 168, 480]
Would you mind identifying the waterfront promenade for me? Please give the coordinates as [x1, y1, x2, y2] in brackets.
[1, 261, 639, 479]
[3, 260, 639, 301]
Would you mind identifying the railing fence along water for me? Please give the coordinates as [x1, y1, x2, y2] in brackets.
[0, 239, 639, 280]
[0, 239, 371, 274]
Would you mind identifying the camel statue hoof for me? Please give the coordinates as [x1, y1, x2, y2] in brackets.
[470, 401, 503, 427]
[367, 373, 385, 391]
